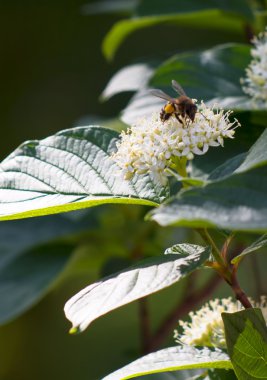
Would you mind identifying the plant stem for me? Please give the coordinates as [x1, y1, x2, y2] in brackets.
[138, 297, 151, 354]
[197, 228, 226, 267]
[170, 156, 188, 178]
[231, 268, 253, 308]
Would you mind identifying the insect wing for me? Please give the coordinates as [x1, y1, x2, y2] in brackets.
[171, 80, 187, 96]
[150, 89, 174, 102]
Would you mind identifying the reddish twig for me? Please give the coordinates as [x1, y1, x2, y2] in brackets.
[146, 273, 222, 352]
[138, 297, 151, 354]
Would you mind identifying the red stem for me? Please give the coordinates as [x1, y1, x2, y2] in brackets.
[146, 273, 222, 352]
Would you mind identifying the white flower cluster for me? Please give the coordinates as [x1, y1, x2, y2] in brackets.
[174, 296, 267, 349]
[112, 103, 239, 185]
[242, 27, 267, 106]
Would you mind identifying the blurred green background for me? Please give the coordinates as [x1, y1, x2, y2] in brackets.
[0, 1, 266, 380]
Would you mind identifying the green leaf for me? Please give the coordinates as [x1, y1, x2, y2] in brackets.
[149, 166, 267, 232]
[165, 243, 211, 257]
[122, 44, 253, 124]
[231, 234, 267, 264]
[0, 126, 168, 221]
[235, 128, 267, 174]
[151, 44, 251, 107]
[64, 246, 210, 332]
[101, 63, 153, 100]
[0, 214, 92, 324]
[231, 233, 267, 264]
[103, 4, 252, 60]
[208, 153, 247, 181]
[140, 369, 206, 379]
[0, 241, 74, 324]
[209, 127, 267, 181]
[208, 369, 237, 380]
[101, 346, 232, 380]
[222, 308, 267, 380]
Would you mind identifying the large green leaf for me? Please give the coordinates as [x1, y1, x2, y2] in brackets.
[101, 346, 232, 380]
[103, 1, 252, 60]
[0, 213, 93, 324]
[0, 241, 74, 324]
[209, 127, 267, 181]
[150, 128, 267, 231]
[121, 44, 253, 124]
[235, 128, 267, 174]
[64, 245, 210, 332]
[151, 44, 251, 108]
[0, 126, 168, 221]
[222, 309, 267, 380]
[149, 166, 267, 232]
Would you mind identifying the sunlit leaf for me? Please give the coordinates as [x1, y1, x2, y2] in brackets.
[101, 346, 232, 380]
[64, 246, 210, 332]
[101, 64, 153, 100]
[0, 126, 168, 221]
[222, 309, 267, 380]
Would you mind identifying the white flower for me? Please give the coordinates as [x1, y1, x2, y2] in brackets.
[112, 102, 239, 185]
[174, 296, 267, 349]
[241, 27, 267, 106]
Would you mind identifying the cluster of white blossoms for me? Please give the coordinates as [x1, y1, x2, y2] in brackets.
[112, 103, 239, 185]
[174, 296, 267, 349]
[241, 27, 267, 106]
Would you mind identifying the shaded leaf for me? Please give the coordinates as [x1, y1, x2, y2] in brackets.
[103, 6, 252, 60]
[101, 346, 232, 380]
[0, 126, 168, 221]
[222, 308, 267, 380]
[231, 234, 267, 264]
[64, 247, 210, 332]
[151, 44, 250, 104]
[235, 128, 267, 174]
[0, 242, 74, 324]
[208, 369, 237, 380]
[209, 127, 267, 181]
[208, 154, 246, 181]
[149, 166, 267, 232]
[122, 44, 252, 124]
[0, 213, 92, 324]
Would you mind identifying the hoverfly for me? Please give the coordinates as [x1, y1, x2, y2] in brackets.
[150, 80, 197, 124]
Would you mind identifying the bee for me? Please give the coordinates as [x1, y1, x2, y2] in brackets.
[150, 80, 197, 124]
